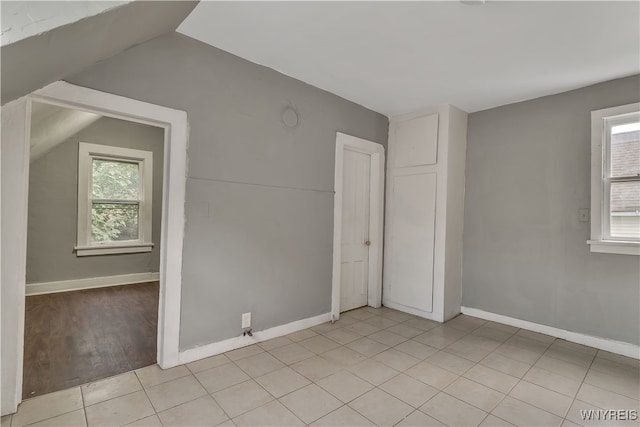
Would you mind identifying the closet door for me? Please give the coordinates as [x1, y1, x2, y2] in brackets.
[386, 171, 436, 312]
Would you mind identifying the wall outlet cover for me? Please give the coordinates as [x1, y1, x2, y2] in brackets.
[242, 312, 251, 328]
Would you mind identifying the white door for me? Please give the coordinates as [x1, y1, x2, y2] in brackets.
[340, 148, 371, 312]
[387, 172, 436, 312]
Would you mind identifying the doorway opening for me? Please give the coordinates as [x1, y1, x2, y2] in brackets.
[23, 103, 165, 398]
[331, 133, 385, 321]
[1, 81, 187, 413]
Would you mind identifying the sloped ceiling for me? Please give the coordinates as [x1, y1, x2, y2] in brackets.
[1, 1, 129, 46]
[1, 1, 198, 105]
[30, 102, 101, 162]
[177, 1, 640, 114]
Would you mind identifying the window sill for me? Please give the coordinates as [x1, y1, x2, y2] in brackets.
[75, 243, 154, 257]
[587, 240, 640, 256]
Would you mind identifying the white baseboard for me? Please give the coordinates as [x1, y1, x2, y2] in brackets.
[26, 272, 160, 296]
[178, 312, 332, 365]
[461, 306, 640, 360]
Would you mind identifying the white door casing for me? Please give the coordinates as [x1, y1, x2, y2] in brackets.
[0, 81, 188, 415]
[340, 149, 371, 312]
[331, 132, 385, 321]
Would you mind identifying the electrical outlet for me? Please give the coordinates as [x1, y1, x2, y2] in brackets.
[242, 312, 251, 329]
[579, 208, 590, 222]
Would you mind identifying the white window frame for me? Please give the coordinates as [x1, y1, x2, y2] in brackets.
[588, 102, 640, 256]
[76, 142, 154, 256]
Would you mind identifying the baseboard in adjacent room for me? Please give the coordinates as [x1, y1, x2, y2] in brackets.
[178, 312, 332, 365]
[25, 272, 160, 296]
[461, 306, 640, 360]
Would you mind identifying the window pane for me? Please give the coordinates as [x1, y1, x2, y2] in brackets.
[92, 159, 139, 200]
[610, 181, 640, 239]
[610, 122, 640, 178]
[91, 203, 139, 242]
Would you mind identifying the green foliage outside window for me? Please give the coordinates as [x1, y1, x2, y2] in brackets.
[91, 159, 140, 242]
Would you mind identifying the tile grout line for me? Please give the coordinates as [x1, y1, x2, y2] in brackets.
[80, 386, 89, 427]
[375, 316, 487, 425]
[343, 388, 397, 427]
[283, 311, 415, 426]
[12, 387, 86, 427]
[411, 391, 456, 427]
[488, 333, 604, 426]
[562, 348, 600, 427]
[200, 335, 351, 424]
[392, 408, 421, 427]
[232, 361, 291, 422]
[190, 365, 237, 424]
[497, 334, 565, 423]
[441, 325, 555, 425]
[277, 331, 376, 426]
[545, 339, 596, 425]
[131, 371, 161, 426]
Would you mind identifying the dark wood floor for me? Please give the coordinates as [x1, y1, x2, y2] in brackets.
[23, 281, 159, 399]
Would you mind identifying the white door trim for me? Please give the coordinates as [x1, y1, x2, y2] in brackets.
[331, 132, 385, 321]
[1, 81, 188, 414]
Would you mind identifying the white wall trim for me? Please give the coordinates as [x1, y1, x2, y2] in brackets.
[179, 313, 331, 365]
[587, 240, 640, 256]
[331, 132, 385, 322]
[76, 142, 154, 256]
[1, 96, 31, 416]
[589, 102, 640, 255]
[1, 81, 188, 415]
[26, 272, 160, 296]
[461, 306, 640, 359]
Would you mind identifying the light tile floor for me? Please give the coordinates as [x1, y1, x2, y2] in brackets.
[4, 307, 639, 426]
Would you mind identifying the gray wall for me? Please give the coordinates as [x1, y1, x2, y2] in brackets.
[27, 116, 164, 283]
[66, 32, 389, 350]
[462, 75, 640, 345]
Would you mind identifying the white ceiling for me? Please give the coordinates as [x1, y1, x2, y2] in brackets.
[177, 1, 640, 115]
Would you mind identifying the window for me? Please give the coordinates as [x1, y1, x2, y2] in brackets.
[76, 143, 153, 256]
[589, 103, 640, 255]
